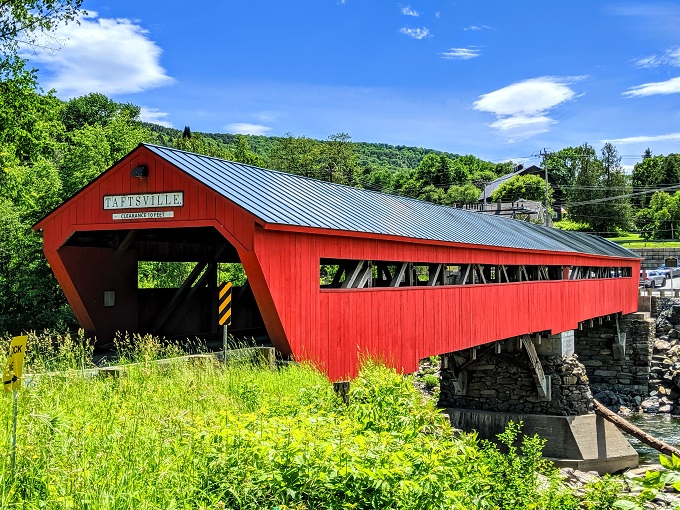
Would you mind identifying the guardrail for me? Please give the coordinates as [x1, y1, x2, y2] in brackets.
[639, 287, 680, 298]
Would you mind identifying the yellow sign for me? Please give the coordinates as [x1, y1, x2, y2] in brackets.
[3, 336, 27, 393]
[218, 282, 233, 326]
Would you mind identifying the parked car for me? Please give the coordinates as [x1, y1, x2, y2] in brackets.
[657, 264, 680, 278]
[640, 270, 667, 288]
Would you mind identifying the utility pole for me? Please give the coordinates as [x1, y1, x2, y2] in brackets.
[539, 149, 552, 227]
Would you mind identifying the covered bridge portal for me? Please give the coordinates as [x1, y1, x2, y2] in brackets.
[36, 144, 640, 380]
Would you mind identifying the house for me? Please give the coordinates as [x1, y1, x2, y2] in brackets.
[479, 165, 565, 221]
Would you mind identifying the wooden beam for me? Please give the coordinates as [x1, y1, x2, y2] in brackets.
[476, 265, 486, 284]
[330, 262, 348, 287]
[151, 260, 208, 334]
[459, 264, 471, 285]
[390, 263, 407, 287]
[341, 261, 365, 288]
[520, 335, 550, 400]
[355, 263, 373, 288]
[427, 263, 442, 286]
[593, 400, 680, 458]
[165, 262, 218, 332]
[151, 242, 229, 334]
[113, 230, 137, 261]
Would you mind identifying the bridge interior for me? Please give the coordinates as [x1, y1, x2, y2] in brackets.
[60, 226, 266, 348]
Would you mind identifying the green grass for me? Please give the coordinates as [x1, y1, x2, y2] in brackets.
[607, 233, 680, 248]
[0, 333, 635, 509]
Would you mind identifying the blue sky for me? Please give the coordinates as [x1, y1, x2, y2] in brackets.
[22, 1, 680, 168]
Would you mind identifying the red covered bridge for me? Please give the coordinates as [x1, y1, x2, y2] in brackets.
[35, 144, 640, 380]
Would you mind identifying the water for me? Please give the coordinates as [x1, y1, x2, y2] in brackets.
[625, 414, 680, 465]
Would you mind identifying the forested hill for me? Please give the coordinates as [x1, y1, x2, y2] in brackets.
[142, 122, 463, 173]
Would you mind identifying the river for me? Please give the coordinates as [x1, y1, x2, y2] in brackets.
[626, 414, 680, 464]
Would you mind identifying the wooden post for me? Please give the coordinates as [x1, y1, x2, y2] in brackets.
[593, 399, 680, 458]
[333, 381, 350, 405]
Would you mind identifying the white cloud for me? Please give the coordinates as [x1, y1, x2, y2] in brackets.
[22, 12, 174, 97]
[489, 115, 553, 132]
[439, 47, 481, 60]
[601, 132, 680, 145]
[464, 25, 491, 31]
[624, 76, 680, 97]
[253, 110, 282, 123]
[139, 107, 173, 128]
[635, 47, 680, 68]
[399, 27, 430, 39]
[226, 123, 272, 135]
[474, 77, 580, 140]
[401, 6, 419, 17]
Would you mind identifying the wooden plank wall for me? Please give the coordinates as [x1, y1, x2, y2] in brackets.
[254, 229, 640, 380]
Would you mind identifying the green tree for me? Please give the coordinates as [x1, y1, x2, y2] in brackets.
[450, 159, 470, 185]
[491, 174, 551, 203]
[232, 134, 264, 166]
[565, 143, 631, 236]
[445, 183, 481, 205]
[0, 0, 84, 58]
[170, 128, 234, 160]
[360, 165, 392, 192]
[61, 93, 140, 132]
[268, 133, 320, 177]
[418, 184, 446, 204]
[415, 153, 452, 188]
[636, 191, 680, 239]
[632, 155, 665, 207]
[660, 154, 680, 187]
[0, 57, 64, 162]
[319, 132, 359, 185]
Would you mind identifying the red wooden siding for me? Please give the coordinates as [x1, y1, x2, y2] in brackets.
[252, 229, 639, 380]
[36, 145, 641, 381]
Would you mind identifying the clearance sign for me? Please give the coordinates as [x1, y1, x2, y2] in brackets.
[3, 335, 27, 393]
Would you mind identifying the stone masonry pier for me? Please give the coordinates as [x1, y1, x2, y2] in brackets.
[439, 313, 653, 474]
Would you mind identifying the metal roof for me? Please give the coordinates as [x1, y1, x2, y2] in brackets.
[143, 144, 639, 259]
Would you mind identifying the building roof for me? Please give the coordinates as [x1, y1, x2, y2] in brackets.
[479, 165, 564, 203]
[143, 144, 638, 259]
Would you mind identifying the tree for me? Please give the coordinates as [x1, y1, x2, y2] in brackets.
[491, 174, 551, 204]
[660, 154, 680, 187]
[0, 57, 64, 162]
[0, 0, 84, 59]
[632, 155, 664, 207]
[268, 133, 321, 178]
[415, 153, 452, 188]
[418, 184, 446, 204]
[320, 132, 358, 185]
[636, 191, 680, 239]
[61, 93, 140, 131]
[170, 129, 233, 160]
[445, 183, 481, 205]
[232, 134, 264, 166]
[565, 143, 631, 236]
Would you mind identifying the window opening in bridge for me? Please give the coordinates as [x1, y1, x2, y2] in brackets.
[138, 261, 204, 289]
[320, 259, 633, 289]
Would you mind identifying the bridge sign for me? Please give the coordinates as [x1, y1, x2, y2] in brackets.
[665, 257, 678, 268]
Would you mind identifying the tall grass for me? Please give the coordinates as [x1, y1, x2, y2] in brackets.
[0, 334, 621, 509]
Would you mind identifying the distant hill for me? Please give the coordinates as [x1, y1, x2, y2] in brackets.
[142, 123, 470, 174]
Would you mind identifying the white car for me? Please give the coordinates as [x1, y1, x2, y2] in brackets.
[640, 270, 667, 288]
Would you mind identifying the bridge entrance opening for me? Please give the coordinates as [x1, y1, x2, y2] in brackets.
[58, 226, 266, 350]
